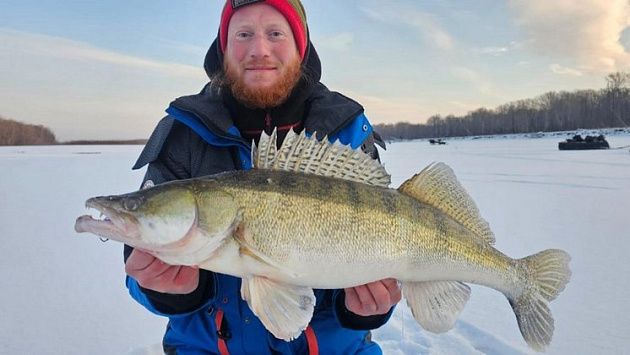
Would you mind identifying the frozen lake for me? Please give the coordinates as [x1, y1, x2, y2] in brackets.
[1, 132, 629, 354]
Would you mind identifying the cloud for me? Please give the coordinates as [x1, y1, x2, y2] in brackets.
[0, 28, 204, 78]
[622, 27, 630, 50]
[550, 64, 583, 76]
[360, 3, 454, 50]
[446, 100, 489, 113]
[315, 32, 354, 51]
[450, 66, 495, 95]
[0, 28, 207, 141]
[339, 88, 500, 125]
[507, 0, 630, 73]
[479, 46, 509, 56]
[477, 41, 521, 56]
[152, 37, 207, 57]
[339, 90, 434, 124]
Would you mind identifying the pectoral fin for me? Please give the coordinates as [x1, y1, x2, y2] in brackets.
[403, 280, 471, 333]
[234, 224, 299, 279]
[240, 276, 315, 341]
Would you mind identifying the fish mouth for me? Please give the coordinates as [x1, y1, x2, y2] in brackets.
[75, 198, 140, 245]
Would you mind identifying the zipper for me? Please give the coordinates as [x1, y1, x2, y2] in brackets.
[264, 112, 272, 134]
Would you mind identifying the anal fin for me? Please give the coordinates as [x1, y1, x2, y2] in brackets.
[241, 276, 315, 341]
[403, 280, 471, 333]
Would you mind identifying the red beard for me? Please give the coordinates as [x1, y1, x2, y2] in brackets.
[223, 57, 302, 109]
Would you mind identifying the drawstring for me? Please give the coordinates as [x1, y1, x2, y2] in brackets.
[305, 325, 319, 355]
[215, 309, 230, 355]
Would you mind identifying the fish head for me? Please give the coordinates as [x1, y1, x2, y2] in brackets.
[75, 183, 198, 250]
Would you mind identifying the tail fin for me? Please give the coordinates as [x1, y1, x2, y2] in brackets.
[510, 249, 571, 352]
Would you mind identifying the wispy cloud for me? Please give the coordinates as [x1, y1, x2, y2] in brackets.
[479, 46, 509, 56]
[0, 28, 207, 140]
[477, 41, 521, 56]
[360, 3, 454, 50]
[314, 32, 354, 51]
[450, 66, 495, 95]
[622, 27, 630, 50]
[340, 90, 434, 124]
[0, 28, 205, 78]
[550, 64, 583, 77]
[507, 0, 630, 73]
[446, 100, 489, 113]
[152, 37, 207, 57]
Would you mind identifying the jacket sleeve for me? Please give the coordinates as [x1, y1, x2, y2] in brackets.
[125, 119, 216, 316]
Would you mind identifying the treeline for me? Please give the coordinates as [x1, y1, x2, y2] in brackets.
[375, 72, 630, 140]
[0, 116, 57, 145]
[64, 139, 148, 145]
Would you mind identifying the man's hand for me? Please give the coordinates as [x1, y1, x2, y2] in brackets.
[125, 249, 199, 294]
[344, 278, 402, 316]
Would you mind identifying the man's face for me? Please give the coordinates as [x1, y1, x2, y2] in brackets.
[223, 3, 302, 108]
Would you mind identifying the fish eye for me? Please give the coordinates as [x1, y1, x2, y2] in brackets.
[122, 197, 142, 211]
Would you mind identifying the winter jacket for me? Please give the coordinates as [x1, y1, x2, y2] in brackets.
[124, 38, 392, 355]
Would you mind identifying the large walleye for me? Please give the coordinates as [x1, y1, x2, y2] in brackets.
[75, 130, 571, 351]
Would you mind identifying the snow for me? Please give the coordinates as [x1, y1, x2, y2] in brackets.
[1, 132, 629, 354]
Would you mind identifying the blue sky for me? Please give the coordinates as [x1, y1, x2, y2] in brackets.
[1, 0, 629, 140]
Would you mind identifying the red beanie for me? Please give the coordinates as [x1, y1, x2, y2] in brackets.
[219, 0, 308, 61]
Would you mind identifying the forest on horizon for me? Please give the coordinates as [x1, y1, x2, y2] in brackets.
[2, 72, 629, 145]
[374, 72, 630, 140]
[0, 116, 57, 145]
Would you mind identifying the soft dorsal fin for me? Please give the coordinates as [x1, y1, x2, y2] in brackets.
[252, 129, 391, 187]
[398, 162, 495, 244]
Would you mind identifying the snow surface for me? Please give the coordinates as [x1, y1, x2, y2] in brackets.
[1, 132, 629, 354]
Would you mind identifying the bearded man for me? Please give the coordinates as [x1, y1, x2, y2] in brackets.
[124, 1, 400, 354]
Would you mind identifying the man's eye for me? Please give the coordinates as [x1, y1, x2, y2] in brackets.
[269, 31, 285, 39]
[236, 32, 252, 39]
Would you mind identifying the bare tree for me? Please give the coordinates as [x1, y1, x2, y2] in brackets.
[374, 72, 630, 140]
[0, 116, 57, 145]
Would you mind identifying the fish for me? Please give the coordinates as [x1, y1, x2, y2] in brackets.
[75, 130, 571, 351]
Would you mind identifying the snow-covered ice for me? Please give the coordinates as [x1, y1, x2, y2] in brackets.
[1, 132, 629, 354]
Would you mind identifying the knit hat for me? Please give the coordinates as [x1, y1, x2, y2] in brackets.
[219, 0, 308, 61]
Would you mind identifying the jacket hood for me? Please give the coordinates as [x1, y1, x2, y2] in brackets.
[203, 33, 322, 83]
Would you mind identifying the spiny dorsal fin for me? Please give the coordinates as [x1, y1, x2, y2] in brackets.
[398, 162, 495, 244]
[252, 128, 278, 169]
[253, 129, 391, 187]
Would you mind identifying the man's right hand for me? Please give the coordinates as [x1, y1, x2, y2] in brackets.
[125, 249, 199, 294]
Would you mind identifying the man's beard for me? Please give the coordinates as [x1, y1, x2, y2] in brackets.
[221, 58, 302, 109]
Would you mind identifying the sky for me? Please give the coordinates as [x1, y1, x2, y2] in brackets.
[1, 0, 629, 141]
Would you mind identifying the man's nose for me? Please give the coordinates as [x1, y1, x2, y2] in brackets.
[249, 34, 271, 58]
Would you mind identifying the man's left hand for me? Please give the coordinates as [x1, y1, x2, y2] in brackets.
[344, 278, 402, 316]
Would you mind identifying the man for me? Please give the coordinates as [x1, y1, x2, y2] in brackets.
[125, 1, 401, 353]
